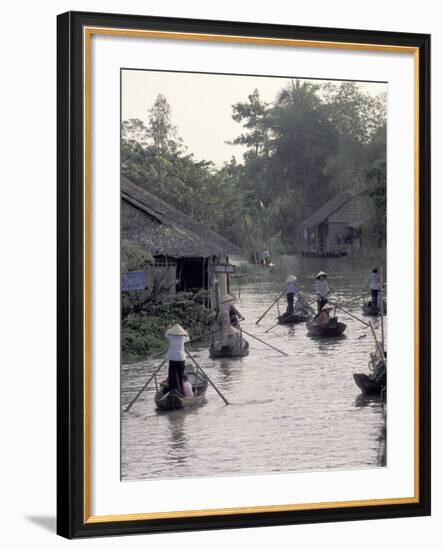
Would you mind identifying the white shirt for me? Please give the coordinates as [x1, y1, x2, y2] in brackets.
[367, 272, 381, 290]
[286, 282, 298, 294]
[166, 334, 189, 361]
[315, 279, 330, 299]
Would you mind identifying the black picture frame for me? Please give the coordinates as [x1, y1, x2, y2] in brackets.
[57, 10, 431, 539]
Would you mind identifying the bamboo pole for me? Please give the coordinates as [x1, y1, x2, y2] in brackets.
[369, 321, 386, 362]
[328, 300, 385, 361]
[185, 349, 229, 405]
[380, 266, 385, 352]
[265, 321, 280, 334]
[328, 301, 369, 327]
[256, 291, 285, 324]
[240, 328, 289, 356]
[124, 358, 167, 412]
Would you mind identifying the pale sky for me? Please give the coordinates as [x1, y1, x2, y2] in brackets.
[122, 69, 386, 167]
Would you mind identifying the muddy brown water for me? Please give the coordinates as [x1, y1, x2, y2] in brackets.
[121, 256, 387, 481]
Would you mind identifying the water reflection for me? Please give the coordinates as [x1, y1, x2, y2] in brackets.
[122, 256, 387, 481]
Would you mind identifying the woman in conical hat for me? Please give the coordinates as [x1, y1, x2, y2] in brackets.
[165, 323, 189, 394]
[316, 302, 333, 325]
[220, 294, 244, 327]
[315, 271, 330, 313]
[285, 275, 298, 315]
[220, 294, 234, 304]
[216, 294, 244, 348]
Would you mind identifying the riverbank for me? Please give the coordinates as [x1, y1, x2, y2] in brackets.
[122, 290, 214, 363]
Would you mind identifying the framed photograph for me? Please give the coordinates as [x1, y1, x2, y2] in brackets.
[57, 11, 431, 538]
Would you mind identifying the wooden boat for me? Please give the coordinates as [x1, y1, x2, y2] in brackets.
[353, 373, 384, 395]
[353, 353, 387, 396]
[155, 368, 208, 411]
[209, 339, 249, 358]
[277, 310, 309, 325]
[306, 316, 346, 337]
[362, 301, 387, 316]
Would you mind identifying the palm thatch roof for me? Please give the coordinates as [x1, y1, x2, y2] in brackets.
[121, 176, 240, 258]
[301, 191, 352, 229]
[121, 239, 154, 272]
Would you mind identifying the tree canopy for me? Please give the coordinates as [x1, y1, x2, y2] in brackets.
[122, 82, 386, 256]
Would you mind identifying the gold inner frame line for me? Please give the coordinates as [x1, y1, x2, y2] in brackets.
[82, 26, 420, 524]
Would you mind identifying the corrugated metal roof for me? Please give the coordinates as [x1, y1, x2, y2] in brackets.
[301, 191, 352, 229]
[121, 176, 241, 258]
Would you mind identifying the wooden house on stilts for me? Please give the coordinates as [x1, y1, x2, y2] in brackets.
[300, 191, 365, 257]
[121, 176, 240, 306]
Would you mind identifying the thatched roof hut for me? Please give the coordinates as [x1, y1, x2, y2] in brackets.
[121, 176, 240, 259]
[301, 192, 352, 229]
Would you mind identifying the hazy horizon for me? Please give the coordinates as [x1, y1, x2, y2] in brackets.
[122, 69, 386, 167]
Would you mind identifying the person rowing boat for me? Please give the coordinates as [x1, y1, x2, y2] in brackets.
[315, 271, 330, 313]
[285, 274, 298, 315]
[211, 294, 249, 358]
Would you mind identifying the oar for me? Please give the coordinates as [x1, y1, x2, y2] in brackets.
[124, 358, 167, 413]
[186, 327, 220, 346]
[240, 327, 289, 356]
[328, 301, 369, 327]
[256, 291, 285, 324]
[185, 349, 230, 405]
[298, 294, 316, 316]
[265, 321, 280, 334]
[368, 321, 386, 362]
[328, 301, 385, 360]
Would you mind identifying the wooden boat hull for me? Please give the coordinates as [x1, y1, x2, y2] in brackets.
[353, 373, 384, 396]
[306, 317, 346, 337]
[209, 340, 249, 358]
[155, 368, 208, 411]
[278, 312, 309, 324]
[362, 301, 387, 316]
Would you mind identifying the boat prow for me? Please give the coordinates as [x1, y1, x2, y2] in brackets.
[277, 311, 309, 325]
[209, 340, 249, 358]
[362, 301, 387, 316]
[155, 368, 208, 411]
[353, 373, 384, 395]
[306, 316, 346, 337]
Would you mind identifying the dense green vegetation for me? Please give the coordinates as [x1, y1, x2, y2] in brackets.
[122, 81, 386, 255]
[122, 290, 213, 362]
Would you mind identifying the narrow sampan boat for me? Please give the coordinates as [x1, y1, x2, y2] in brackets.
[353, 373, 385, 395]
[155, 368, 208, 411]
[209, 339, 249, 358]
[277, 311, 309, 325]
[353, 352, 387, 396]
[306, 316, 346, 337]
[362, 301, 387, 316]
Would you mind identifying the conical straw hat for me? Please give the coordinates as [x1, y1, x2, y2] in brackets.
[316, 271, 327, 279]
[166, 324, 189, 337]
[321, 303, 333, 311]
[286, 274, 297, 283]
[220, 294, 234, 304]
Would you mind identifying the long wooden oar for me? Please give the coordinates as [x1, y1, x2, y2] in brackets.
[124, 358, 167, 412]
[328, 301, 369, 327]
[265, 321, 280, 334]
[369, 321, 386, 362]
[299, 294, 317, 316]
[329, 301, 385, 360]
[185, 349, 229, 405]
[240, 327, 289, 356]
[256, 291, 285, 324]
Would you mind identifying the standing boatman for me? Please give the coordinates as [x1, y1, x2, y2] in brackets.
[366, 268, 381, 311]
[165, 324, 189, 394]
[285, 274, 298, 315]
[315, 271, 330, 313]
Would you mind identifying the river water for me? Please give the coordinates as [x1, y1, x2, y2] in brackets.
[121, 256, 386, 481]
